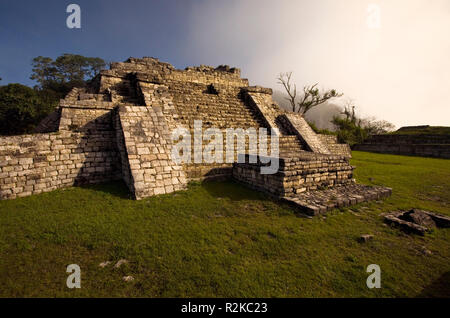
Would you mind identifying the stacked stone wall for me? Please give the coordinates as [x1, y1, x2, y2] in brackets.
[233, 153, 354, 198]
[0, 131, 121, 200]
[58, 107, 114, 132]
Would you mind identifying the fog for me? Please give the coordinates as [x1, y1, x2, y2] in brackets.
[184, 0, 450, 128]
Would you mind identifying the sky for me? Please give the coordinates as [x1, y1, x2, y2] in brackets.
[0, 0, 449, 128]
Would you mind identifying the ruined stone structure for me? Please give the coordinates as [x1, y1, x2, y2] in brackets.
[0, 57, 390, 214]
[354, 133, 450, 159]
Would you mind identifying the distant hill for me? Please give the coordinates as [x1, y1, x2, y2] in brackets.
[272, 89, 342, 131]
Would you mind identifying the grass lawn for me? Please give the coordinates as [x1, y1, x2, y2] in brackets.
[0, 151, 449, 297]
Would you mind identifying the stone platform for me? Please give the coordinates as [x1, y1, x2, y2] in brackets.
[283, 184, 392, 216]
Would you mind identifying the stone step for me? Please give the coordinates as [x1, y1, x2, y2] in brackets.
[283, 184, 392, 216]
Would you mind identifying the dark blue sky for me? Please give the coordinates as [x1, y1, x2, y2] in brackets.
[0, 0, 202, 86]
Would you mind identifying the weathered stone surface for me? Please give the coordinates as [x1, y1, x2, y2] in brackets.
[359, 234, 374, 243]
[114, 259, 129, 268]
[404, 209, 436, 228]
[279, 113, 331, 154]
[281, 184, 391, 216]
[318, 134, 352, 158]
[99, 261, 112, 268]
[122, 276, 135, 282]
[385, 209, 450, 235]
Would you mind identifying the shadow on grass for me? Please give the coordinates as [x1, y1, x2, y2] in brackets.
[77, 180, 133, 200]
[201, 179, 269, 202]
[416, 271, 450, 298]
[75, 178, 278, 208]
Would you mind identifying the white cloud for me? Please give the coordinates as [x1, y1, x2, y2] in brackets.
[184, 0, 450, 127]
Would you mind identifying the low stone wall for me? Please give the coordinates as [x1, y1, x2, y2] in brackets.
[233, 153, 354, 198]
[0, 131, 121, 200]
[354, 134, 450, 159]
[354, 143, 450, 159]
[280, 155, 354, 196]
[361, 134, 450, 145]
[232, 157, 284, 196]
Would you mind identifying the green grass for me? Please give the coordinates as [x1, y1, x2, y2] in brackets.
[0, 151, 449, 297]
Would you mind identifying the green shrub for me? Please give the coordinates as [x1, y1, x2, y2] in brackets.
[332, 117, 368, 147]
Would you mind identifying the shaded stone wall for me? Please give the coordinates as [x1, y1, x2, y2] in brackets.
[360, 134, 450, 145]
[354, 134, 450, 159]
[0, 131, 121, 200]
[58, 107, 114, 132]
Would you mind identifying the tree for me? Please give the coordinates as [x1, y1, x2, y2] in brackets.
[332, 116, 368, 147]
[340, 99, 357, 123]
[360, 117, 395, 135]
[277, 72, 343, 115]
[332, 104, 395, 147]
[0, 84, 58, 135]
[0, 54, 107, 135]
[30, 54, 106, 96]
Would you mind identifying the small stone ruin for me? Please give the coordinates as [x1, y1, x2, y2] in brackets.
[0, 57, 391, 214]
[385, 209, 450, 235]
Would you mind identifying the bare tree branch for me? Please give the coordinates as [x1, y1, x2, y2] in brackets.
[277, 72, 343, 115]
[277, 72, 297, 112]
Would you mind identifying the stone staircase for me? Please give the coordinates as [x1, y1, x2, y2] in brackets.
[166, 83, 259, 127]
[278, 135, 304, 156]
[115, 105, 188, 200]
[318, 134, 352, 158]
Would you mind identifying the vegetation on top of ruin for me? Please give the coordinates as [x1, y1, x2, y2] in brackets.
[0, 151, 448, 297]
[388, 126, 450, 136]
